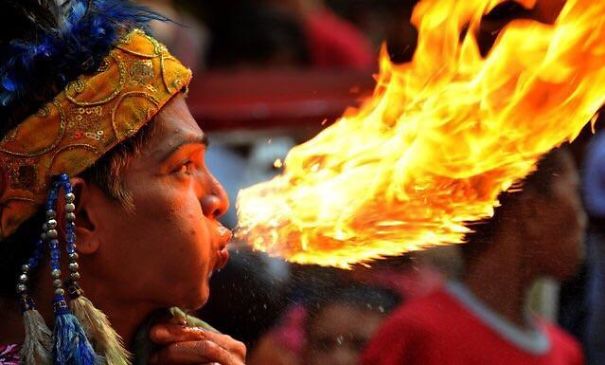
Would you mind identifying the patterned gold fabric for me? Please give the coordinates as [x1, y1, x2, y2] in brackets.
[0, 29, 192, 239]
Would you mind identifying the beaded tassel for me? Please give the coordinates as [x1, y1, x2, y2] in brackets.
[18, 234, 52, 365]
[59, 176, 131, 365]
[47, 178, 98, 365]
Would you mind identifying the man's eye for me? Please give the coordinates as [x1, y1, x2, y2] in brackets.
[176, 161, 195, 175]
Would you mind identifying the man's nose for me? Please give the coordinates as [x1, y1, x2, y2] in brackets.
[201, 174, 230, 219]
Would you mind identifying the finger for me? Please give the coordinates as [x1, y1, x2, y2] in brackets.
[191, 330, 245, 359]
[149, 340, 244, 365]
[150, 324, 246, 357]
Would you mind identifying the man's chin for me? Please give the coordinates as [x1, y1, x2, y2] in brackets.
[178, 287, 210, 312]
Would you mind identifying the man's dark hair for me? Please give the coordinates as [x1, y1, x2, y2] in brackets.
[460, 147, 574, 263]
[205, 4, 310, 68]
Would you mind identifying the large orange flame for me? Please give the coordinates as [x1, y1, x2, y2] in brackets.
[236, 0, 605, 268]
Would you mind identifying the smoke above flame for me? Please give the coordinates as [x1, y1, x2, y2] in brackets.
[236, 0, 605, 268]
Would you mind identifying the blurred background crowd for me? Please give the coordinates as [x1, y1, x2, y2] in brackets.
[137, 0, 602, 364]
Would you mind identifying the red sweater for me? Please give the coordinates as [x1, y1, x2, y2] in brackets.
[362, 287, 583, 365]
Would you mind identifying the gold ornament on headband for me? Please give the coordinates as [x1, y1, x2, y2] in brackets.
[0, 29, 192, 239]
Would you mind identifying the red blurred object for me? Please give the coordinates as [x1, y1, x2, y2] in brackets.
[187, 69, 375, 131]
[304, 9, 375, 70]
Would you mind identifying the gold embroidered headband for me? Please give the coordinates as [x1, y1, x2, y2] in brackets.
[0, 29, 192, 239]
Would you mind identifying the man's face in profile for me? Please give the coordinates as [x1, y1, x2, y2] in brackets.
[79, 94, 232, 310]
[524, 151, 586, 280]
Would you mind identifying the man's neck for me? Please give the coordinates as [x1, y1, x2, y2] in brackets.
[81, 282, 157, 349]
[462, 235, 534, 329]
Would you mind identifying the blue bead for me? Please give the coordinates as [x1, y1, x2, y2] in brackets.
[1, 76, 16, 92]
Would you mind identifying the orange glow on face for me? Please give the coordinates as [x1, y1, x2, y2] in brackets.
[236, 0, 605, 268]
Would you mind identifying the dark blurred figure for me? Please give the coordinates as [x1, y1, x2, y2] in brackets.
[362, 148, 586, 365]
[201, 2, 310, 69]
[578, 130, 605, 365]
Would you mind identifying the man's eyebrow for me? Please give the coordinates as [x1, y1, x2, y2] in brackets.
[161, 134, 209, 162]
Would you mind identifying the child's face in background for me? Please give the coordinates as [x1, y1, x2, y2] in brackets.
[303, 303, 386, 365]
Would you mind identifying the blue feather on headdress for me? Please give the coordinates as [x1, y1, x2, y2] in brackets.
[0, 0, 167, 133]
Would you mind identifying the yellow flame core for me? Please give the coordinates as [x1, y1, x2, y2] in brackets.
[236, 0, 605, 268]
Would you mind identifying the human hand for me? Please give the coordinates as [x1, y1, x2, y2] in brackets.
[149, 323, 246, 365]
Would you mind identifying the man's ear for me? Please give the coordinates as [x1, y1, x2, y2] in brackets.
[517, 187, 542, 240]
[69, 177, 101, 255]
